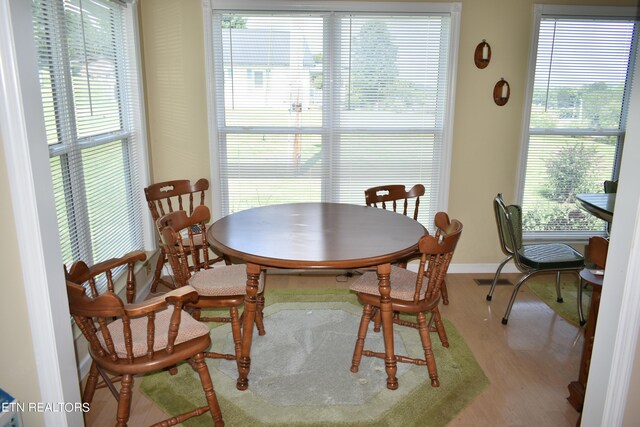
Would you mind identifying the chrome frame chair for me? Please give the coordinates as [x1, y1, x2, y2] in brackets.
[486, 193, 584, 324]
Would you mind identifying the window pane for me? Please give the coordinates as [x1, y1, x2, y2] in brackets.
[66, 0, 123, 138]
[220, 14, 324, 128]
[225, 134, 322, 212]
[530, 19, 634, 130]
[522, 135, 616, 232]
[333, 133, 438, 225]
[338, 15, 449, 129]
[521, 14, 636, 236]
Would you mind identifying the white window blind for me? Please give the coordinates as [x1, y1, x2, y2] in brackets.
[208, 2, 457, 227]
[521, 6, 637, 239]
[32, 0, 145, 276]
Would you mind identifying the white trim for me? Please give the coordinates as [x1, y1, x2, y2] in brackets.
[536, 4, 638, 18]
[129, 0, 154, 250]
[203, 0, 224, 220]
[406, 261, 519, 274]
[436, 3, 461, 214]
[78, 353, 93, 382]
[582, 44, 640, 426]
[446, 263, 519, 274]
[601, 200, 640, 425]
[209, 0, 456, 13]
[1, 1, 81, 425]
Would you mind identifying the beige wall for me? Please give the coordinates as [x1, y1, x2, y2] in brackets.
[139, 0, 636, 266]
[0, 133, 44, 426]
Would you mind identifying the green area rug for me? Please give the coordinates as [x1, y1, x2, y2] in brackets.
[526, 276, 591, 326]
[140, 288, 488, 426]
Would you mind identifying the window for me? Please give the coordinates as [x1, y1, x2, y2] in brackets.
[32, 0, 146, 273]
[520, 5, 637, 239]
[205, 1, 460, 226]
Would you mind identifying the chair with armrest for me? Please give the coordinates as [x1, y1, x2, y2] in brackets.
[577, 236, 609, 326]
[64, 251, 146, 406]
[350, 212, 462, 388]
[487, 193, 584, 324]
[67, 280, 224, 426]
[158, 205, 266, 365]
[65, 251, 146, 304]
[145, 178, 230, 293]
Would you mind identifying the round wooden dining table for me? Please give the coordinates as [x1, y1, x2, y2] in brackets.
[207, 202, 427, 391]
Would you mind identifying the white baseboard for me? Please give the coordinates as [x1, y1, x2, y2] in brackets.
[271, 263, 519, 275]
[447, 263, 519, 274]
[78, 353, 93, 381]
[406, 261, 518, 274]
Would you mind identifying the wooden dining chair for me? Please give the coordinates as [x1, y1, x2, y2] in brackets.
[158, 205, 266, 365]
[364, 184, 426, 223]
[350, 212, 462, 388]
[487, 193, 584, 324]
[67, 280, 224, 426]
[144, 178, 229, 293]
[64, 251, 147, 407]
[364, 186, 450, 300]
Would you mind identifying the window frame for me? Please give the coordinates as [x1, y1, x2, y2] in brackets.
[517, 4, 638, 242]
[34, 0, 153, 276]
[202, 0, 461, 221]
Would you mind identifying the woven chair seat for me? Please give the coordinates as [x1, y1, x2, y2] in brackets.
[350, 266, 426, 302]
[188, 264, 265, 296]
[97, 308, 209, 358]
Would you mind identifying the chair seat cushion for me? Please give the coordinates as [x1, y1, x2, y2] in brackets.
[188, 264, 265, 296]
[349, 266, 423, 302]
[518, 243, 584, 270]
[98, 308, 209, 358]
[181, 233, 204, 248]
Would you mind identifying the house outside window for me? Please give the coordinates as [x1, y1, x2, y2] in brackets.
[519, 5, 637, 240]
[204, 1, 461, 227]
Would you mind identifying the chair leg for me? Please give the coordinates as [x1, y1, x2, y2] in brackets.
[372, 308, 382, 332]
[487, 255, 513, 301]
[115, 374, 133, 427]
[82, 361, 100, 406]
[193, 352, 224, 427]
[431, 307, 449, 348]
[255, 292, 266, 336]
[577, 277, 586, 326]
[441, 279, 449, 305]
[502, 273, 533, 324]
[351, 304, 374, 373]
[230, 306, 242, 369]
[417, 312, 439, 387]
[555, 271, 564, 303]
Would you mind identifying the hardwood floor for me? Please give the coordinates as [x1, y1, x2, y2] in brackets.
[84, 272, 582, 426]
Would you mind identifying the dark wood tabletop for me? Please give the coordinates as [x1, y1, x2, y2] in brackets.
[576, 193, 615, 223]
[208, 202, 427, 269]
[207, 202, 427, 391]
